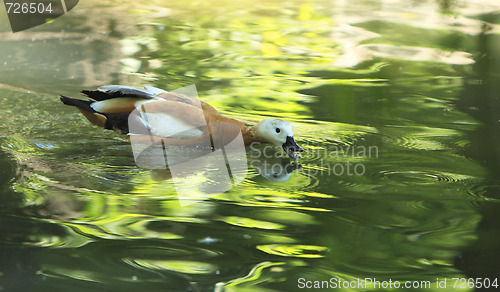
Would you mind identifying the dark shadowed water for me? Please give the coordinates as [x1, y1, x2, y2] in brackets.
[1, 0, 500, 291]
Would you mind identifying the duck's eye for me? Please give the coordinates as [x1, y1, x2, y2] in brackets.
[275, 128, 281, 133]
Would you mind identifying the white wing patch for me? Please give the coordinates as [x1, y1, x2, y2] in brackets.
[141, 112, 204, 139]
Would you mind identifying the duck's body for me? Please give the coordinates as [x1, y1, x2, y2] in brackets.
[60, 85, 303, 158]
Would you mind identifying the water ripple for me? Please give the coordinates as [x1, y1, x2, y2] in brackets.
[257, 244, 329, 258]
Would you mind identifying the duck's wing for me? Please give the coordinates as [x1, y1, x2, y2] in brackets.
[144, 85, 168, 95]
[90, 85, 157, 99]
[82, 85, 199, 114]
[90, 97, 146, 114]
[80, 85, 165, 114]
[132, 99, 207, 139]
[62, 85, 219, 141]
[61, 85, 161, 133]
[81, 85, 168, 102]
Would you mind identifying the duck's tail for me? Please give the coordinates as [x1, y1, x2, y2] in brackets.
[60, 95, 96, 113]
[60, 95, 107, 128]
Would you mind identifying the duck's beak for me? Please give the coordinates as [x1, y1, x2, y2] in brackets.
[282, 136, 304, 159]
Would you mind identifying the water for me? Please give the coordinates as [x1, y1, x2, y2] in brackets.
[1, 0, 500, 291]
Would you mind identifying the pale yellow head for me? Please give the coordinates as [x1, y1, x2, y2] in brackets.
[254, 118, 303, 158]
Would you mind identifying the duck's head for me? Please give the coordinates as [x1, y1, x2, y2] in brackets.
[255, 118, 304, 159]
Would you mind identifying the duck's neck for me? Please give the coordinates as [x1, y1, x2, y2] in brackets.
[244, 125, 258, 146]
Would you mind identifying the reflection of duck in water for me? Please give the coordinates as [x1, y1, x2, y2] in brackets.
[250, 154, 302, 182]
[151, 154, 302, 182]
[60, 85, 303, 158]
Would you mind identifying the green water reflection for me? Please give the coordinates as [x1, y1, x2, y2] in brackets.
[1, 0, 500, 291]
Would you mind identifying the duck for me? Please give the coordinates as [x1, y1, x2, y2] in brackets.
[60, 85, 304, 158]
